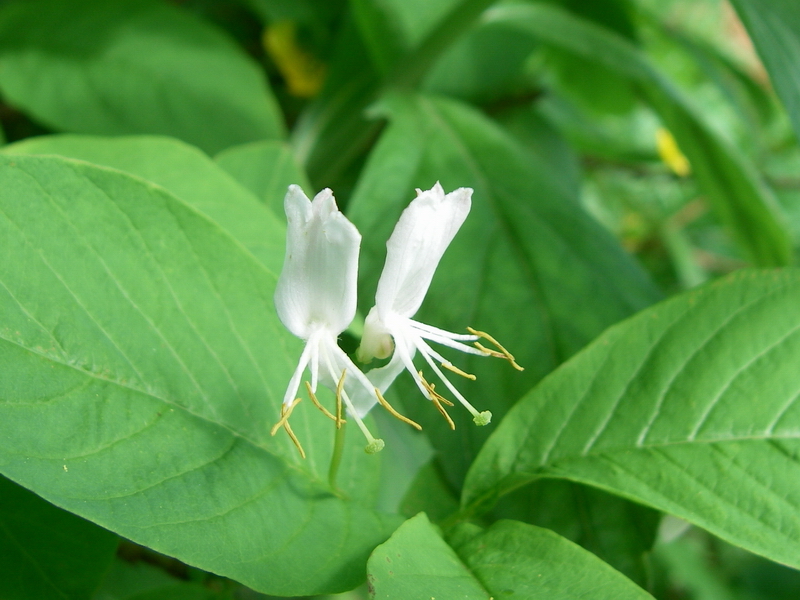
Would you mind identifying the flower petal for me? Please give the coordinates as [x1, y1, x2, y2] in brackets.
[274, 185, 361, 338]
[374, 183, 471, 320]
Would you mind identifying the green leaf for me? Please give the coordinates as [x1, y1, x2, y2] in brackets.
[490, 480, 659, 585]
[367, 513, 490, 599]
[422, 18, 540, 104]
[368, 514, 654, 599]
[0, 154, 399, 596]
[294, 0, 493, 188]
[0, 475, 118, 600]
[215, 140, 311, 218]
[349, 0, 489, 79]
[291, 17, 380, 188]
[399, 463, 460, 523]
[451, 520, 655, 599]
[464, 269, 800, 570]
[0, 0, 284, 154]
[730, 0, 800, 144]
[484, 3, 793, 267]
[348, 92, 661, 486]
[2, 135, 286, 273]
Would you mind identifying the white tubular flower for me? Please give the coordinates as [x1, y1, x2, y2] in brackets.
[273, 185, 384, 455]
[357, 183, 522, 428]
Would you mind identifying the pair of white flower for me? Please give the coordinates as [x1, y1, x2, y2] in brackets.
[273, 183, 521, 456]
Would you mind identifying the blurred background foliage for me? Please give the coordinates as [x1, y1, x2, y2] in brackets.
[2, 0, 800, 598]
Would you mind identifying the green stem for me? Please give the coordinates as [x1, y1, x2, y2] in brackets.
[328, 422, 347, 490]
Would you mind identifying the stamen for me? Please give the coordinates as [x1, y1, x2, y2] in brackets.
[270, 397, 301, 435]
[376, 388, 422, 430]
[305, 381, 339, 422]
[320, 343, 384, 453]
[270, 398, 306, 459]
[468, 327, 524, 371]
[432, 396, 455, 430]
[441, 361, 476, 380]
[283, 420, 306, 459]
[418, 370, 456, 429]
[335, 369, 347, 429]
[420, 357, 492, 427]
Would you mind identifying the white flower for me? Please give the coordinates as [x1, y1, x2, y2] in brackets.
[273, 185, 384, 455]
[357, 183, 522, 428]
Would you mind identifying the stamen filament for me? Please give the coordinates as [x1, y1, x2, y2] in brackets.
[282, 340, 315, 406]
[417, 339, 493, 427]
[270, 398, 306, 458]
[376, 388, 422, 430]
[418, 371, 456, 430]
[468, 327, 524, 371]
[306, 381, 338, 422]
[409, 324, 487, 356]
[270, 397, 301, 436]
[416, 337, 481, 415]
[418, 371, 454, 406]
[335, 369, 346, 429]
[321, 342, 384, 453]
[432, 396, 455, 430]
[409, 318, 479, 342]
[282, 419, 306, 459]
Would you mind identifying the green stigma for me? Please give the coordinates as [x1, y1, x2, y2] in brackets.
[365, 438, 385, 454]
[473, 411, 492, 426]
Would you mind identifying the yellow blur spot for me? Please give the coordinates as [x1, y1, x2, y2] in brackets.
[263, 21, 326, 98]
[656, 127, 691, 177]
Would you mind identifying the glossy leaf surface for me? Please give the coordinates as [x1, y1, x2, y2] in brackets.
[0, 154, 398, 596]
[0, 0, 284, 154]
[465, 269, 800, 569]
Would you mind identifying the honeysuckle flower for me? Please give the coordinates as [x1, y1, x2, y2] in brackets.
[357, 183, 523, 428]
[273, 185, 385, 456]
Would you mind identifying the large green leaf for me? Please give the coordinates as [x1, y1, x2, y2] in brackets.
[0, 0, 284, 154]
[490, 479, 659, 585]
[0, 475, 118, 600]
[0, 154, 399, 595]
[348, 92, 661, 486]
[421, 18, 540, 104]
[367, 513, 490, 599]
[452, 520, 655, 600]
[464, 269, 800, 569]
[483, 3, 792, 267]
[730, 0, 800, 144]
[2, 135, 287, 273]
[215, 139, 311, 218]
[368, 514, 654, 599]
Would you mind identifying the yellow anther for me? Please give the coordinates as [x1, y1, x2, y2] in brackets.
[418, 371, 456, 429]
[468, 327, 524, 371]
[376, 388, 422, 431]
[270, 397, 300, 435]
[270, 398, 306, 459]
[335, 369, 346, 429]
[441, 361, 476, 380]
[432, 396, 456, 430]
[305, 381, 340, 423]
